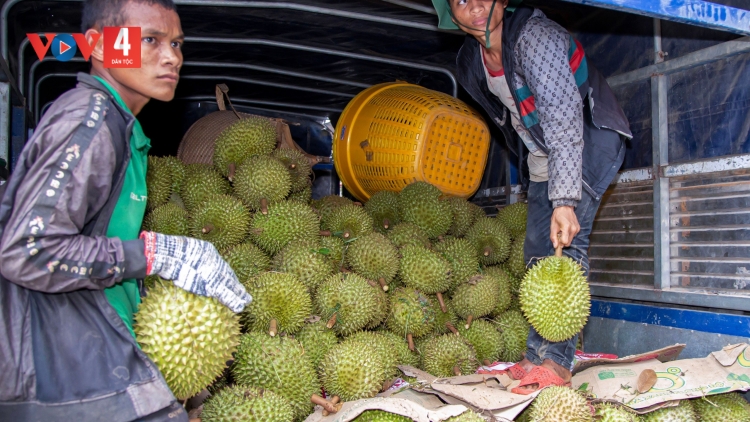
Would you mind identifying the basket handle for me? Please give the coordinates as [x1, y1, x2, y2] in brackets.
[215, 84, 242, 120]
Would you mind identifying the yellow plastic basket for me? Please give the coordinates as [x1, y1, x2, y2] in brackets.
[333, 82, 490, 201]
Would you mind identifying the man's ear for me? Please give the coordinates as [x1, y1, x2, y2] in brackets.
[85, 28, 104, 62]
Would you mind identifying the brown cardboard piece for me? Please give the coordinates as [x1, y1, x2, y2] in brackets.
[572, 343, 750, 412]
[572, 343, 685, 374]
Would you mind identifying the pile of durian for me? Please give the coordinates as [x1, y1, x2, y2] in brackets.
[135, 116, 750, 422]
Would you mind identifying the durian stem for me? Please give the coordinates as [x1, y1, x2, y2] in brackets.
[321, 396, 341, 416]
[311, 394, 339, 414]
[465, 315, 474, 329]
[483, 246, 491, 257]
[453, 366, 461, 376]
[343, 230, 351, 239]
[483, 359, 492, 366]
[340, 267, 351, 273]
[445, 321, 458, 334]
[289, 163, 297, 170]
[260, 198, 269, 215]
[378, 277, 388, 292]
[383, 218, 390, 230]
[438, 235, 444, 242]
[555, 233, 563, 257]
[269, 319, 278, 337]
[326, 313, 337, 329]
[227, 163, 236, 182]
[202, 223, 214, 234]
[407, 333, 415, 351]
[367, 279, 378, 288]
[436, 292, 447, 313]
[353, 201, 363, 207]
[319, 230, 332, 236]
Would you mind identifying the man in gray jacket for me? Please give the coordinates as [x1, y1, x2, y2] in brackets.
[0, 0, 250, 420]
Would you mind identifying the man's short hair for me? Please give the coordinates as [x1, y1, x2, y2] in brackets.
[81, 0, 177, 33]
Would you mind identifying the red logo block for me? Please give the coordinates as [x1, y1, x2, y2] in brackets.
[103, 27, 140, 68]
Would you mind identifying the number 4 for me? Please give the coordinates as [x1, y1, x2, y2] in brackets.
[114, 27, 131, 57]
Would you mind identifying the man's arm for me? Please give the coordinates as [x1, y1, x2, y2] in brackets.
[0, 97, 145, 293]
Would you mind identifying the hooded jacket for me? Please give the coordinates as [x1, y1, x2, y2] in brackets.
[456, 6, 632, 204]
[0, 73, 180, 422]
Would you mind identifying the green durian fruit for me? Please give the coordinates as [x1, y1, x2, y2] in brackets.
[386, 222, 431, 249]
[470, 202, 486, 221]
[397, 182, 452, 239]
[387, 287, 436, 341]
[693, 393, 750, 422]
[189, 194, 251, 251]
[232, 333, 319, 421]
[346, 232, 400, 286]
[163, 156, 186, 194]
[201, 385, 294, 422]
[142, 202, 189, 236]
[640, 400, 697, 422]
[213, 116, 277, 180]
[143, 274, 160, 290]
[377, 329, 421, 367]
[434, 237, 480, 289]
[429, 296, 459, 335]
[451, 274, 501, 324]
[180, 163, 231, 212]
[527, 386, 593, 421]
[320, 235, 345, 270]
[496, 202, 527, 240]
[594, 403, 639, 422]
[399, 245, 452, 294]
[365, 284, 390, 329]
[146, 156, 175, 210]
[319, 340, 386, 401]
[457, 319, 502, 365]
[519, 255, 590, 342]
[249, 200, 320, 255]
[273, 239, 334, 291]
[321, 203, 373, 240]
[233, 155, 292, 212]
[447, 197, 479, 237]
[352, 410, 411, 422]
[241, 272, 312, 335]
[365, 190, 401, 234]
[465, 217, 511, 265]
[488, 270, 512, 316]
[494, 309, 529, 363]
[506, 237, 527, 280]
[445, 410, 487, 421]
[484, 265, 521, 296]
[413, 333, 436, 358]
[315, 272, 381, 336]
[311, 195, 353, 222]
[272, 148, 312, 192]
[420, 334, 479, 378]
[287, 184, 312, 204]
[346, 331, 400, 380]
[134, 280, 240, 400]
[295, 319, 338, 372]
[221, 242, 271, 286]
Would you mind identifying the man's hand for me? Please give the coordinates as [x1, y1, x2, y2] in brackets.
[550, 206, 580, 248]
[140, 231, 252, 313]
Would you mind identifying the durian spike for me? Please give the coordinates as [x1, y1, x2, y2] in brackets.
[367, 279, 379, 288]
[483, 246, 491, 257]
[436, 292, 448, 313]
[321, 396, 341, 417]
[465, 315, 474, 329]
[326, 313, 337, 329]
[453, 366, 461, 376]
[202, 223, 214, 234]
[311, 394, 339, 414]
[445, 321, 458, 334]
[555, 233, 563, 257]
[319, 230, 332, 236]
[383, 219, 390, 230]
[378, 277, 389, 292]
[227, 163, 236, 182]
[260, 198, 269, 215]
[269, 319, 278, 337]
[407, 333, 415, 351]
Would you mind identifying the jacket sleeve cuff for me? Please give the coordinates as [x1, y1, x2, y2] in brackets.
[122, 239, 147, 279]
[553, 199, 579, 209]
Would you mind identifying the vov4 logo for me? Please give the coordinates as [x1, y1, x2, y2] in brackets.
[27, 27, 141, 68]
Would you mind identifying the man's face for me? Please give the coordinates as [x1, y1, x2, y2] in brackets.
[450, 0, 506, 35]
[107, 2, 184, 102]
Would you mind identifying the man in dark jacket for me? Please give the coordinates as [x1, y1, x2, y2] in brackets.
[0, 1, 250, 420]
[432, 0, 632, 392]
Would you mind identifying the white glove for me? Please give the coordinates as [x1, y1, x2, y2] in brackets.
[140, 231, 252, 313]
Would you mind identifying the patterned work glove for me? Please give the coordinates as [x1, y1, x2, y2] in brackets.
[140, 231, 252, 313]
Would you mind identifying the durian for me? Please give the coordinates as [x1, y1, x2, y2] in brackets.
[242, 272, 312, 335]
[189, 194, 251, 250]
[346, 232, 399, 288]
[146, 156, 176, 210]
[352, 410, 410, 422]
[346, 331, 400, 380]
[315, 272, 381, 335]
[320, 235, 345, 270]
[287, 184, 312, 204]
[321, 203, 373, 240]
[593, 403, 639, 422]
[641, 400, 697, 422]
[142, 202, 189, 236]
[484, 265, 521, 297]
[506, 237, 527, 280]
[387, 287, 436, 349]
[233, 155, 292, 212]
[420, 334, 479, 378]
[494, 310, 529, 363]
[180, 164, 231, 212]
[319, 339, 386, 401]
[519, 254, 590, 342]
[434, 237, 480, 289]
[200, 385, 294, 422]
[295, 319, 338, 372]
[465, 217, 511, 265]
[134, 280, 240, 400]
[451, 274, 501, 327]
[398, 182, 452, 239]
[447, 197, 479, 237]
[272, 148, 312, 192]
[429, 296, 459, 335]
[273, 239, 334, 291]
[386, 222, 431, 249]
[398, 245, 452, 308]
[445, 410, 487, 421]
[213, 116, 277, 180]
[365, 190, 401, 234]
[526, 386, 592, 421]
[457, 319, 502, 365]
[377, 329, 420, 367]
[692, 393, 750, 422]
[221, 242, 271, 286]
[496, 202, 527, 240]
[312, 195, 352, 222]
[249, 200, 320, 255]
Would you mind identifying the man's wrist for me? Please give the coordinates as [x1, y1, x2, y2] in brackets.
[553, 199, 578, 209]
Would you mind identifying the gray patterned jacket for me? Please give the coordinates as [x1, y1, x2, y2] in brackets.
[457, 7, 632, 207]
